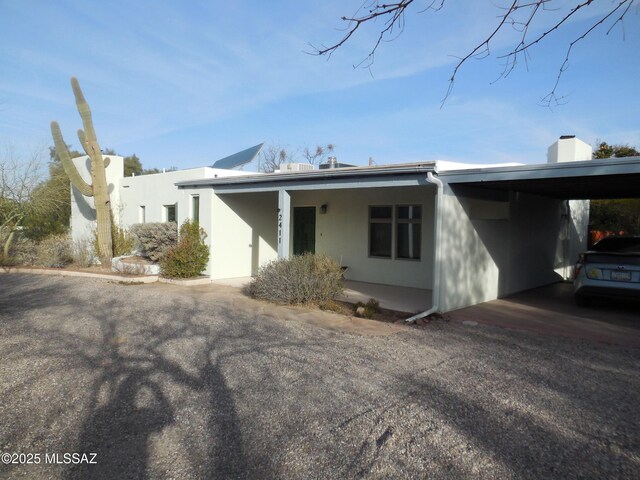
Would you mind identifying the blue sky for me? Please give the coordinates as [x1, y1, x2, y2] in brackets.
[1, 0, 638, 171]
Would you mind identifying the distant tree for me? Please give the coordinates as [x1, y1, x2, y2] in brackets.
[594, 142, 639, 160]
[301, 144, 335, 166]
[0, 148, 67, 257]
[259, 143, 336, 172]
[590, 141, 640, 235]
[123, 154, 143, 177]
[259, 145, 293, 173]
[312, 1, 637, 106]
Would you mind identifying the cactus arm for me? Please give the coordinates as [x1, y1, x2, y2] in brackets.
[50, 121, 93, 197]
[103, 157, 110, 168]
[77, 128, 89, 154]
[71, 77, 98, 147]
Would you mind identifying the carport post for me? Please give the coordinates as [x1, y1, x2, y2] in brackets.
[277, 189, 291, 259]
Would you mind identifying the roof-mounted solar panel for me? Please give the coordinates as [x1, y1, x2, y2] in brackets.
[212, 143, 264, 169]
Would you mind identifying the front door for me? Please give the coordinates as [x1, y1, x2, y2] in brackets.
[293, 207, 316, 255]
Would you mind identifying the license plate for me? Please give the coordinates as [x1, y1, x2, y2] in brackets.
[611, 271, 631, 281]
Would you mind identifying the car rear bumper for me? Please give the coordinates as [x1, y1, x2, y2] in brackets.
[575, 284, 640, 300]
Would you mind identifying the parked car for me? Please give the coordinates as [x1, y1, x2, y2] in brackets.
[574, 236, 640, 306]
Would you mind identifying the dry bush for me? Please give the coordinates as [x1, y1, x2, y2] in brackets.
[248, 253, 344, 305]
[35, 234, 72, 267]
[72, 238, 97, 267]
[130, 222, 178, 262]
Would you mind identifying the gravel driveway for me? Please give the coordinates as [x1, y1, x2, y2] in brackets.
[1, 273, 639, 479]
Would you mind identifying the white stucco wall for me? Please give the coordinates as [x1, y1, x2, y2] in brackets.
[291, 186, 436, 289]
[70, 155, 124, 244]
[118, 167, 254, 276]
[438, 186, 572, 312]
[209, 192, 279, 279]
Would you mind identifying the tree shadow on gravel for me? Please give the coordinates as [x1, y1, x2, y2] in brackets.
[387, 325, 640, 479]
[0, 275, 326, 479]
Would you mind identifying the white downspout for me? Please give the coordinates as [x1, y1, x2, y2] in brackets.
[406, 171, 443, 322]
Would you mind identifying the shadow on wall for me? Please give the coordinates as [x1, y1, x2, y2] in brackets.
[442, 185, 565, 310]
[219, 192, 278, 275]
[72, 157, 117, 222]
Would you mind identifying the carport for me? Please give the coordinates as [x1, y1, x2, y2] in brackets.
[440, 154, 640, 338]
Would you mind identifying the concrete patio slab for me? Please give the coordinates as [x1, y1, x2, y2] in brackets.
[449, 282, 640, 348]
[340, 280, 432, 314]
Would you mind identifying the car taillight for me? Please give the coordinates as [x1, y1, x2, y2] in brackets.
[575, 262, 583, 278]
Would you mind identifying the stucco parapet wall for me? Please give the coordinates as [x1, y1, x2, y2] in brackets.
[0, 267, 158, 283]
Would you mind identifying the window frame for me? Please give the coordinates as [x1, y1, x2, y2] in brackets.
[164, 204, 177, 223]
[367, 204, 422, 261]
[368, 205, 393, 259]
[395, 204, 422, 261]
[192, 195, 200, 223]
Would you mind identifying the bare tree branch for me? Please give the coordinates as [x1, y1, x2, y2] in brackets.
[312, 0, 637, 106]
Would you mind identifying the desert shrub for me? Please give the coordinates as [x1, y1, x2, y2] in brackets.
[7, 236, 39, 265]
[35, 234, 72, 267]
[248, 253, 344, 305]
[72, 238, 97, 267]
[112, 223, 134, 257]
[160, 220, 209, 278]
[130, 222, 178, 261]
[354, 298, 381, 318]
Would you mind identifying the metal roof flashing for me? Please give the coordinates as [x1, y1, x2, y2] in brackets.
[175, 161, 439, 190]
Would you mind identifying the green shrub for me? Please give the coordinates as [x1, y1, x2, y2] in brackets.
[35, 234, 72, 267]
[160, 220, 209, 278]
[248, 253, 344, 305]
[130, 222, 178, 262]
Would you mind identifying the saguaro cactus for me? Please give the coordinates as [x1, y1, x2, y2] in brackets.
[50, 77, 113, 265]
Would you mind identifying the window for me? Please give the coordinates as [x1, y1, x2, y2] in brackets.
[396, 205, 421, 260]
[139, 205, 146, 223]
[369, 206, 392, 258]
[368, 204, 422, 260]
[165, 204, 177, 223]
[192, 195, 200, 223]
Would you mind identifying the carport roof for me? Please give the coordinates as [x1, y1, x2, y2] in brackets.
[440, 156, 640, 199]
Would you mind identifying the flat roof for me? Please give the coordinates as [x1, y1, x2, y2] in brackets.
[440, 156, 640, 199]
[176, 156, 640, 199]
[176, 162, 438, 192]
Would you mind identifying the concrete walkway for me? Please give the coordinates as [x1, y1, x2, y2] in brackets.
[340, 280, 432, 313]
[211, 277, 432, 314]
[449, 282, 640, 348]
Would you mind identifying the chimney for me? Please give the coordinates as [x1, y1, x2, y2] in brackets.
[547, 136, 592, 163]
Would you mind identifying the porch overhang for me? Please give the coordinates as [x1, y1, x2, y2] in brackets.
[440, 156, 640, 199]
[176, 163, 438, 194]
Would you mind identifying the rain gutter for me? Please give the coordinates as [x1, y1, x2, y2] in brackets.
[406, 172, 442, 322]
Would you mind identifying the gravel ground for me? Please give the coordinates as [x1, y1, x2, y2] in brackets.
[0, 273, 639, 479]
